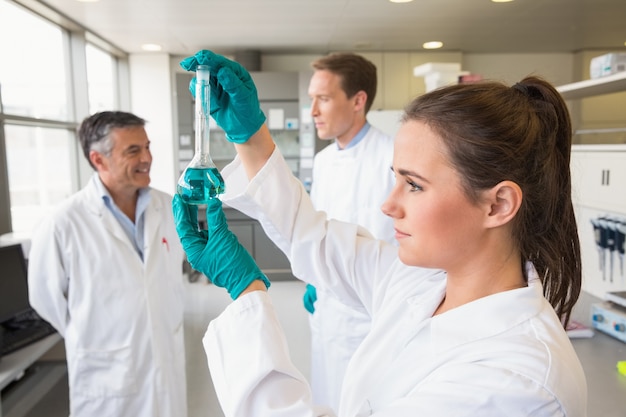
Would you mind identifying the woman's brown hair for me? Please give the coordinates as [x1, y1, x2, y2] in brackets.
[403, 76, 581, 326]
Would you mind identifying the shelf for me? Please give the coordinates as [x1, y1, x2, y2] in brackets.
[0, 334, 63, 417]
[557, 71, 626, 100]
[0, 334, 61, 391]
[1, 361, 66, 417]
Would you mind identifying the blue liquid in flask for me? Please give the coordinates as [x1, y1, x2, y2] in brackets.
[177, 166, 225, 204]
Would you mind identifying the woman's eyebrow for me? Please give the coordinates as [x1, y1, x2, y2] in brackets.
[394, 167, 430, 183]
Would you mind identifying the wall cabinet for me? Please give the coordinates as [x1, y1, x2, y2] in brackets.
[560, 74, 626, 298]
[571, 150, 626, 212]
[571, 146, 626, 298]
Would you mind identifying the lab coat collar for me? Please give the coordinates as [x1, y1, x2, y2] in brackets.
[337, 122, 371, 150]
[354, 264, 551, 416]
[85, 173, 160, 214]
[82, 174, 165, 260]
[425, 263, 545, 350]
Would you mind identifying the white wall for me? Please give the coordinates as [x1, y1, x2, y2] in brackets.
[169, 51, 579, 109]
[133, 51, 582, 189]
[129, 53, 177, 194]
[262, 53, 323, 72]
[462, 52, 575, 86]
[263, 51, 575, 110]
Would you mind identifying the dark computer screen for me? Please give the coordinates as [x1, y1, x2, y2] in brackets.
[0, 244, 31, 323]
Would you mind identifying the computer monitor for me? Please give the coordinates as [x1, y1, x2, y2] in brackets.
[0, 244, 31, 324]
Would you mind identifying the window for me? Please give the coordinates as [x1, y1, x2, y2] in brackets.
[0, 0, 125, 236]
[0, 0, 70, 120]
[86, 43, 117, 113]
[4, 125, 75, 234]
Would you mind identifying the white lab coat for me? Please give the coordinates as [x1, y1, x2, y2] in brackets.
[203, 148, 587, 417]
[310, 125, 395, 243]
[308, 125, 395, 411]
[28, 175, 187, 417]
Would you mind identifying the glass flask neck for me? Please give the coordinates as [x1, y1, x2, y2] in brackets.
[195, 65, 211, 159]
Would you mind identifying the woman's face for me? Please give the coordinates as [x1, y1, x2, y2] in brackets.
[382, 120, 489, 271]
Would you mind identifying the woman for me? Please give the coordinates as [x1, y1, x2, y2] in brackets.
[173, 50, 587, 416]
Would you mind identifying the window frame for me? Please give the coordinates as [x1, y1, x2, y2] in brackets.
[0, 0, 129, 236]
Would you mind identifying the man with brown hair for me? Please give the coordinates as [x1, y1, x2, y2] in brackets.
[305, 52, 396, 412]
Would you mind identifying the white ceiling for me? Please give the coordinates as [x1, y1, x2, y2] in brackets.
[24, 0, 626, 57]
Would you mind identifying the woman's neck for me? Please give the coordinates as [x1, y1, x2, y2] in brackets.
[434, 251, 526, 316]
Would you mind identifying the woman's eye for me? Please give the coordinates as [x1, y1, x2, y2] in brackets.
[406, 179, 422, 192]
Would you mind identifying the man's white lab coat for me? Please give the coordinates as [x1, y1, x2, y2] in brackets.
[308, 125, 395, 412]
[28, 175, 187, 417]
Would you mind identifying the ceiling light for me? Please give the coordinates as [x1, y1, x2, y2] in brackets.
[141, 43, 162, 52]
[75, 0, 100, 2]
[491, 0, 514, 2]
[388, 0, 414, 3]
[422, 41, 443, 49]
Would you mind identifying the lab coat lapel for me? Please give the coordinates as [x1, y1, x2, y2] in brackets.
[143, 193, 162, 265]
[357, 290, 442, 414]
[83, 178, 132, 248]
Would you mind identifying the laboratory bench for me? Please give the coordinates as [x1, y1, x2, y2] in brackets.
[570, 291, 626, 417]
[0, 334, 65, 417]
[0, 290, 625, 416]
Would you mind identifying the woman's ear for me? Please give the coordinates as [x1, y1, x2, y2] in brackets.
[484, 180, 522, 228]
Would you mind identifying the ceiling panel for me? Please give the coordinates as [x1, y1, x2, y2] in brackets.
[20, 0, 626, 56]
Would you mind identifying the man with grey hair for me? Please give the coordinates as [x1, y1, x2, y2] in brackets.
[28, 111, 188, 417]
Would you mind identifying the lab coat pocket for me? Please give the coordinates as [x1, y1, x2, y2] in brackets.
[73, 345, 138, 398]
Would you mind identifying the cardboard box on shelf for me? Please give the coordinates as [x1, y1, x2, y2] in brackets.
[590, 53, 626, 79]
[413, 62, 469, 92]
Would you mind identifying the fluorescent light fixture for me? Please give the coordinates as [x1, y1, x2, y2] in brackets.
[141, 43, 162, 52]
[491, 0, 514, 2]
[422, 41, 443, 49]
[389, 0, 414, 3]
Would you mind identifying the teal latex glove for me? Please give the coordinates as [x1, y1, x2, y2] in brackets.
[180, 50, 266, 143]
[172, 194, 270, 299]
[303, 284, 317, 314]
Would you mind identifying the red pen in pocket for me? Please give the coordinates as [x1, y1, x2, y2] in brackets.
[162, 237, 169, 252]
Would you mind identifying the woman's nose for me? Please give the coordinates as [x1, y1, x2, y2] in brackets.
[380, 194, 393, 217]
[381, 190, 398, 218]
[381, 201, 392, 218]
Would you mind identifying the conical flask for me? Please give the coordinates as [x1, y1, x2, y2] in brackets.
[177, 65, 225, 204]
